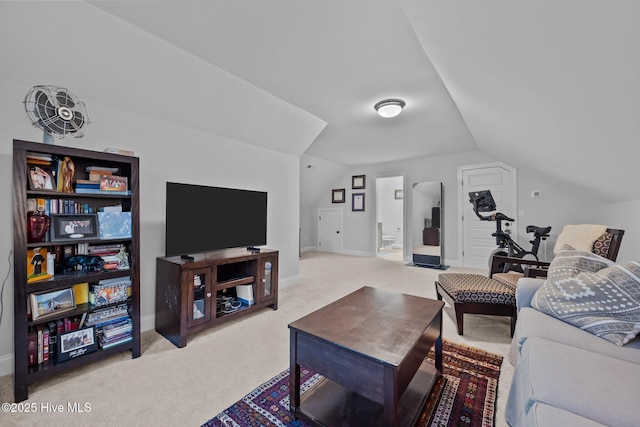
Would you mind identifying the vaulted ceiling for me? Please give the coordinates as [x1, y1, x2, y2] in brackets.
[4, 1, 639, 205]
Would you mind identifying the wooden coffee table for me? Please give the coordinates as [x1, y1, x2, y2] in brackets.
[288, 286, 444, 427]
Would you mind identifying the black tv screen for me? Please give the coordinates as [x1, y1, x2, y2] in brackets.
[165, 182, 267, 257]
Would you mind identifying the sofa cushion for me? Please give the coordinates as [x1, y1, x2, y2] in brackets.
[531, 246, 640, 346]
[526, 402, 606, 427]
[592, 232, 614, 258]
[505, 337, 640, 427]
[509, 307, 640, 366]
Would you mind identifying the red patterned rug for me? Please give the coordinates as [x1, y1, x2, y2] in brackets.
[203, 340, 502, 427]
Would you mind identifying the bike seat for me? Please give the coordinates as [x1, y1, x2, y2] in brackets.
[526, 225, 552, 236]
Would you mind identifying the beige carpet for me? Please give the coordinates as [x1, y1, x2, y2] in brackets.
[0, 251, 513, 426]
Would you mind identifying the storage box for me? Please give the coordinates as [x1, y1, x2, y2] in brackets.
[236, 284, 254, 306]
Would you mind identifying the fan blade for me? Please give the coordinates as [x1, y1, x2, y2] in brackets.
[45, 117, 68, 135]
[57, 91, 75, 108]
[68, 111, 84, 133]
[34, 90, 56, 118]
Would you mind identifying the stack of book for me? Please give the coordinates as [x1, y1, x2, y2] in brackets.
[99, 317, 132, 349]
[88, 243, 127, 270]
[74, 179, 101, 194]
[75, 166, 131, 195]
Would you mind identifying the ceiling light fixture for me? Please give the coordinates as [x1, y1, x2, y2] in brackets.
[374, 99, 405, 118]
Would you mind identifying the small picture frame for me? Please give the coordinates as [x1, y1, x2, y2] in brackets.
[395, 189, 403, 200]
[58, 327, 97, 362]
[30, 287, 76, 321]
[27, 165, 55, 191]
[352, 193, 365, 212]
[332, 189, 346, 203]
[99, 175, 128, 192]
[51, 214, 99, 242]
[352, 175, 366, 190]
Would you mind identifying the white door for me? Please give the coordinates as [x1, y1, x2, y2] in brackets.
[318, 209, 343, 253]
[460, 164, 516, 269]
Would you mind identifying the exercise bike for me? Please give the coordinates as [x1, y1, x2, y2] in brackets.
[469, 190, 551, 272]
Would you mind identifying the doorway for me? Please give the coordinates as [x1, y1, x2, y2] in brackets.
[317, 208, 343, 253]
[375, 175, 405, 259]
[458, 162, 517, 269]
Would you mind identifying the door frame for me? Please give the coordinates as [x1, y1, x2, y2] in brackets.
[373, 171, 407, 260]
[457, 162, 517, 268]
[317, 208, 343, 253]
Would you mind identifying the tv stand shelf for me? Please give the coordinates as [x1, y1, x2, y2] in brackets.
[217, 275, 254, 290]
[155, 247, 278, 348]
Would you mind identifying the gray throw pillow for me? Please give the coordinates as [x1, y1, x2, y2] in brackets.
[532, 245, 640, 346]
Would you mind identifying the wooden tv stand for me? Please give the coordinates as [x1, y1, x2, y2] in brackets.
[155, 248, 278, 347]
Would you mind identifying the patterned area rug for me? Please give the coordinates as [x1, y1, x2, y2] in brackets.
[203, 340, 502, 427]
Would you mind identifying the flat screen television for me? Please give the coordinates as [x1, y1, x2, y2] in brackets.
[165, 182, 267, 257]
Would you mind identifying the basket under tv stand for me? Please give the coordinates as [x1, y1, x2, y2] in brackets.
[155, 247, 278, 348]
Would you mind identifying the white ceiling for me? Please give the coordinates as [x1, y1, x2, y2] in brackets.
[5, 1, 640, 205]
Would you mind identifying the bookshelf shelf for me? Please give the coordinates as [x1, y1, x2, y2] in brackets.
[13, 139, 141, 402]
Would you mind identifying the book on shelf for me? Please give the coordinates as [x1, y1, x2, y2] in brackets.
[47, 321, 58, 359]
[100, 335, 132, 349]
[42, 327, 50, 363]
[27, 330, 37, 366]
[98, 204, 123, 213]
[85, 304, 129, 326]
[102, 318, 132, 339]
[74, 187, 132, 196]
[86, 165, 119, 174]
[73, 283, 89, 305]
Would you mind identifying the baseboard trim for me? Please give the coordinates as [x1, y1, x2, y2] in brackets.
[279, 274, 299, 288]
[0, 352, 12, 377]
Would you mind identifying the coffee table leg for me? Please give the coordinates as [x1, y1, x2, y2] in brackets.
[435, 335, 443, 372]
[289, 331, 301, 418]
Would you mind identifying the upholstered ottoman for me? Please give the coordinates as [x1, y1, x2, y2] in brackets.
[435, 273, 516, 336]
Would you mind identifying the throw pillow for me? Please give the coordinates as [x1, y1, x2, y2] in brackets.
[532, 247, 640, 346]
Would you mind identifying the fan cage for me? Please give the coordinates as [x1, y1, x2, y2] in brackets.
[24, 85, 89, 139]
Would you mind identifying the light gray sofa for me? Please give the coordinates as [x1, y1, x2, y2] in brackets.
[505, 277, 640, 426]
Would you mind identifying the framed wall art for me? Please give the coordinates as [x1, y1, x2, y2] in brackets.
[332, 189, 346, 203]
[352, 193, 365, 212]
[352, 175, 366, 190]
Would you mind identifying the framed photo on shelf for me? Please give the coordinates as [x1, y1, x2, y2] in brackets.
[332, 189, 346, 203]
[58, 327, 97, 362]
[99, 175, 128, 192]
[27, 165, 55, 191]
[352, 175, 366, 190]
[50, 214, 99, 242]
[352, 193, 365, 212]
[30, 288, 76, 321]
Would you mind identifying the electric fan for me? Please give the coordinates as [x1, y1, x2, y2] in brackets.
[24, 85, 89, 143]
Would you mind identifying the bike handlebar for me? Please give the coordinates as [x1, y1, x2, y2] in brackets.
[471, 200, 514, 222]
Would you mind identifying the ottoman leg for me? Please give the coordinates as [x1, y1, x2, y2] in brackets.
[454, 303, 464, 335]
